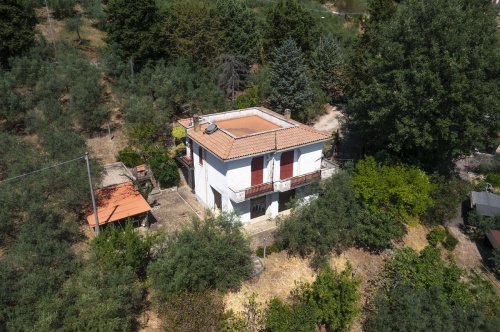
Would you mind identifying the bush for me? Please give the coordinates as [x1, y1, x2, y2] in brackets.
[171, 126, 186, 141]
[161, 291, 225, 332]
[264, 266, 360, 331]
[442, 233, 459, 251]
[485, 172, 500, 188]
[423, 175, 469, 225]
[256, 243, 279, 258]
[354, 208, 405, 251]
[147, 213, 253, 303]
[148, 149, 179, 188]
[353, 156, 434, 223]
[426, 226, 447, 246]
[117, 146, 142, 167]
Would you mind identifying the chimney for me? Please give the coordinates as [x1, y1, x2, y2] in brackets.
[193, 114, 201, 132]
[284, 109, 291, 119]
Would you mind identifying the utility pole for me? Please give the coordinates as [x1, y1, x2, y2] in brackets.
[85, 152, 100, 235]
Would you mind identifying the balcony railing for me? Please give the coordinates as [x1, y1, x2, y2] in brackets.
[274, 170, 322, 192]
[176, 155, 193, 168]
[229, 182, 273, 203]
[245, 182, 274, 198]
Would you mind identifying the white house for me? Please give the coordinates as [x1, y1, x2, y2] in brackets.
[177, 107, 336, 223]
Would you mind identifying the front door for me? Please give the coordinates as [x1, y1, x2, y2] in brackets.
[251, 156, 264, 186]
[279, 189, 296, 212]
[212, 187, 222, 210]
[280, 150, 294, 180]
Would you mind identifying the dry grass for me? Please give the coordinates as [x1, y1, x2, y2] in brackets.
[225, 252, 316, 313]
[399, 223, 429, 252]
[86, 120, 128, 164]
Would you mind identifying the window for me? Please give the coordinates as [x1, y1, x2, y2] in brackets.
[198, 146, 203, 165]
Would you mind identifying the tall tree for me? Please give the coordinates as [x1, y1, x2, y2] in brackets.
[313, 34, 345, 103]
[345, 0, 500, 171]
[163, 0, 223, 67]
[216, 54, 248, 101]
[269, 39, 312, 119]
[264, 0, 318, 58]
[0, 0, 36, 68]
[105, 0, 164, 67]
[215, 0, 262, 64]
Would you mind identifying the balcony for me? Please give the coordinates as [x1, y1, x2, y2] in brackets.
[229, 182, 274, 203]
[274, 170, 321, 192]
[176, 155, 193, 169]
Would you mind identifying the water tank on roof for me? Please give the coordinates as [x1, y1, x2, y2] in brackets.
[204, 124, 218, 134]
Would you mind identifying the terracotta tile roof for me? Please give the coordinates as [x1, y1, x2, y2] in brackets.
[182, 107, 331, 160]
[85, 182, 151, 226]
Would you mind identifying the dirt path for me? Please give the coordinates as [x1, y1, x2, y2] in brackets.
[313, 104, 343, 134]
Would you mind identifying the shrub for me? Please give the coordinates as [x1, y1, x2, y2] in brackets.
[442, 232, 459, 251]
[172, 126, 186, 141]
[147, 213, 253, 302]
[148, 149, 179, 188]
[353, 156, 434, 223]
[161, 291, 225, 332]
[256, 243, 279, 258]
[485, 172, 500, 188]
[354, 208, 405, 251]
[117, 146, 142, 167]
[426, 226, 447, 247]
[423, 175, 469, 225]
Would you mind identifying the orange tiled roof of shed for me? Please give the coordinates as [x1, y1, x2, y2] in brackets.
[85, 182, 151, 227]
[179, 107, 331, 160]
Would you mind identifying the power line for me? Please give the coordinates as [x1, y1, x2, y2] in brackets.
[0, 155, 85, 184]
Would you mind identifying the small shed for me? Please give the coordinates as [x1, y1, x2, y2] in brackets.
[86, 181, 151, 229]
[487, 230, 500, 249]
[470, 191, 500, 217]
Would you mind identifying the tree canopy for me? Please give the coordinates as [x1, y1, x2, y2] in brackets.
[264, 0, 318, 57]
[269, 39, 312, 119]
[365, 246, 500, 331]
[148, 213, 253, 303]
[346, 0, 500, 171]
[0, 0, 36, 68]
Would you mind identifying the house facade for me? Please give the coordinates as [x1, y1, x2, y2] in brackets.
[177, 107, 335, 223]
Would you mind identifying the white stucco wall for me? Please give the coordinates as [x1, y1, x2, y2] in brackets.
[190, 139, 325, 223]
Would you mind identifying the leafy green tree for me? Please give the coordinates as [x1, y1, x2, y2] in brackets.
[215, 0, 262, 63]
[48, 0, 76, 18]
[119, 60, 226, 118]
[265, 298, 316, 332]
[422, 175, 469, 225]
[365, 246, 500, 331]
[0, 73, 29, 132]
[269, 39, 312, 119]
[354, 208, 404, 251]
[466, 210, 500, 238]
[105, 0, 164, 66]
[148, 213, 253, 302]
[275, 171, 359, 260]
[353, 156, 434, 223]
[0, 0, 37, 68]
[89, 222, 156, 278]
[163, 0, 223, 67]
[313, 34, 345, 103]
[65, 13, 83, 42]
[148, 149, 180, 188]
[346, 0, 500, 171]
[265, 266, 360, 331]
[296, 265, 360, 331]
[264, 0, 318, 58]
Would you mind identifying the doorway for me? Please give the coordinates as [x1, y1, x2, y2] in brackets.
[212, 187, 222, 210]
[250, 196, 267, 219]
[278, 189, 296, 212]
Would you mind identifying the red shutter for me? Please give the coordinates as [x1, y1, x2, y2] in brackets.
[251, 156, 264, 186]
[280, 150, 294, 180]
[198, 146, 203, 165]
[189, 140, 193, 162]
